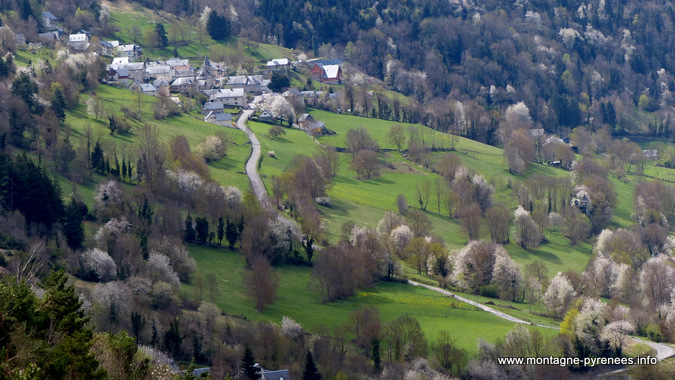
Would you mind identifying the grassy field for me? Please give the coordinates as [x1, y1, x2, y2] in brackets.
[61, 84, 252, 200]
[107, 2, 294, 65]
[251, 110, 596, 277]
[186, 245, 558, 354]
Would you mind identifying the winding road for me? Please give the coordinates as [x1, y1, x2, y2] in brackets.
[236, 97, 274, 213]
[408, 280, 675, 362]
[235, 97, 675, 366]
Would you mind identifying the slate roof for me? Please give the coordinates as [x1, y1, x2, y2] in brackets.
[262, 369, 291, 380]
[42, 11, 58, 21]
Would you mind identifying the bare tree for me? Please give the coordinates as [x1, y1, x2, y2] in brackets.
[486, 205, 510, 244]
[460, 203, 482, 240]
[388, 124, 406, 151]
[345, 127, 379, 157]
[245, 255, 280, 312]
[397, 194, 409, 215]
[313, 146, 340, 179]
[350, 150, 379, 179]
[405, 209, 432, 237]
[136, 124, 167, 192]
[416, 179, 432, 211]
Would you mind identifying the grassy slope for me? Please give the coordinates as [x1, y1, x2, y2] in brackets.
[186, 245, 557, 354]
[63, 84, 252, 202]
[108, 3, 294, 64]
[251, 109, 594, 275]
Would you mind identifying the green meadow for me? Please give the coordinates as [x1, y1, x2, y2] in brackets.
[185, 245, 558, 354]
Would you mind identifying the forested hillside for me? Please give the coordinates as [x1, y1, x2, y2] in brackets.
[2, 0, 675, 378]
[116, 0, 675, 140]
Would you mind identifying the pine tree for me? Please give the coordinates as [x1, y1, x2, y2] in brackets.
[155, 23, 168, 48]
[207, 11, 230, 40]
[122, 158, 127, 181]
[241, 346, 260, 380]
[302, 350, 321, 380]
[51, 83, 67, 125]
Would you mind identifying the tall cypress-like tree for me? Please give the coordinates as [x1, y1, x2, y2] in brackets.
[195, 217, 209, 244]
[241, 346, 260, 380]
[302, 350, 321, 380]
[51, 83, 67, 125]
[63, 197, 84, 249]
[225, 218, 238, 249]
[91, 141, 104, 173]
[217, 217, 225, 245]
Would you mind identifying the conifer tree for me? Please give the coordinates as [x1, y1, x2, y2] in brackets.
[302, 350, 322, 380]
[241, 346, 260, 380]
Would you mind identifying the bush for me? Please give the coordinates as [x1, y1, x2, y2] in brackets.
[478, 284, 499, 299]
[315, 197, 333, 207]
[645, 324, 663, 342]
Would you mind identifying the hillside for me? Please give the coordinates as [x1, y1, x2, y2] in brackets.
[2, 0, 675, 378]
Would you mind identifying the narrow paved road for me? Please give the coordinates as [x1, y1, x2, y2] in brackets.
[408, 280, 675, 362]
[236, 98, 274, 212]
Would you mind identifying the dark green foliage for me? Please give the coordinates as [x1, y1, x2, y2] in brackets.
[0, 154, 63, 228]
[19, 0, 32, 20]
[0, 270, 106, 378]
[241, 346, 260, 379]
[302, 350, 321, 380]
[0, 57, 8, 79]
[155, 23, 168, 48]
[195, 217, 209, 244]
[185, 213, 196, 242]
[51, 85, 67, 124]
[11, 72, 38, 110]
[217, 217, 224, 245]
[9, 109, 26, 147]
[139, 197, 153, 225]
[372, 338, 381, 373]
[63, 197, 85, 249]
[225, 218, 238, 248]
[91, 141, 104, 173]
[163, 318, 183, 359]
[268, 73, 291, 93]
[131, 312, 145, 344]
[206, 11, 230, 40]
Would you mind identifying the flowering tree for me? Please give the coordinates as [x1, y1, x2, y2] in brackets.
[543, 272, 577, 319]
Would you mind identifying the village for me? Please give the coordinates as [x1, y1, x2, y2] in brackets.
[1, 10, 344, 133]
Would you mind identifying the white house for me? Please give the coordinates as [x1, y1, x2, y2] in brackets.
[115, 44, 142, 61]
[68, 33, 89, 51]
[266, 58, 290, 71]
[205, 88, 246, 107]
